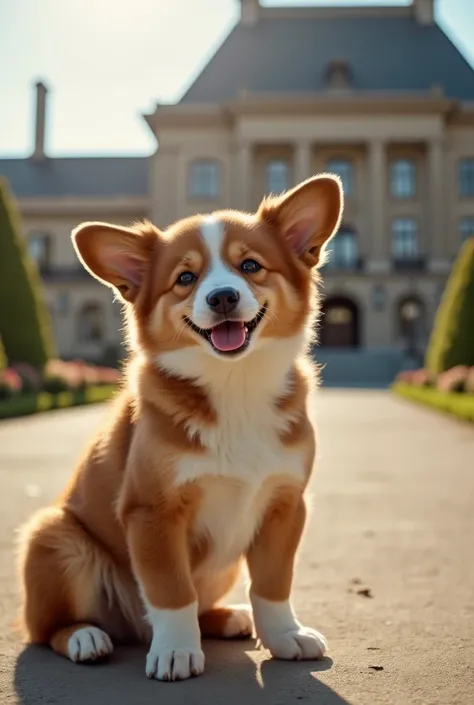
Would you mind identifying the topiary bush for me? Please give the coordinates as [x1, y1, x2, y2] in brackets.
[0, 336, 7, 371]
[426, 238, 474, 374]
[0, 178, 57, 368]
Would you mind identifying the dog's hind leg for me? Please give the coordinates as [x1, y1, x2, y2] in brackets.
[50, 623, 113, 662]
[199, 605, 254, 639]
[17, 506, 115, 663]
[196, 562, 254, 639]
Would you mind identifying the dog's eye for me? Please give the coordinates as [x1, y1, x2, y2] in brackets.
[176, 271, 197, 286]
[240, 259, 261, 273]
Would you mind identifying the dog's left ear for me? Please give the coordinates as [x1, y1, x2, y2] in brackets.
[259, 174, 343, 268]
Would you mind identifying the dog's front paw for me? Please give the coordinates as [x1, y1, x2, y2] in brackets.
[250, 594, 327, 661]
[261, 626, 327, 661]
[146, 647, 205, 681]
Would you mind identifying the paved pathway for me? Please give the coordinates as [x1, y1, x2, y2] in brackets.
[0, 391, 473, 705]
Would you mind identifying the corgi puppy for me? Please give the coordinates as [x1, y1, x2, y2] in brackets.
[18, 175, 343, 682]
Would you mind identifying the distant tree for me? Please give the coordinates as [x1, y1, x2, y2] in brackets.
[426, 237, 474, 373]
[0, 178, 56, 367]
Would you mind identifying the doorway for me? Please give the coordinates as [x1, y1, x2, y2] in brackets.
[320, 296, 360, 348]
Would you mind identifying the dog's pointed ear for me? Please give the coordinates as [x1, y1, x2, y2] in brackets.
[71, 221, 157, 302]
[259, 174, 343, 268]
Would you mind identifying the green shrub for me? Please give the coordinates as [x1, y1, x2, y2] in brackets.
[0, 381, 12, 400]
[0, 179, 57, 368]
[426, 238, 474, 374]
[0, 336, 7, 370]
[43, 374, 70, 394]
[393, 382, 474, 423]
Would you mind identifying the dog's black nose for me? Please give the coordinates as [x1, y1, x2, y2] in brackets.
[206, 287, 240, 315]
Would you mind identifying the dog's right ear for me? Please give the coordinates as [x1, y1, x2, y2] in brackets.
[71, 221, 157, 302]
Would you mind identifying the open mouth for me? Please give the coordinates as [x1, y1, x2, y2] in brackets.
[184, 303, 267, 355]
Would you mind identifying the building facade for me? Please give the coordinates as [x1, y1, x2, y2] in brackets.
[2, 0, 474, 366]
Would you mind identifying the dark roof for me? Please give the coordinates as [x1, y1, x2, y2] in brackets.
[0, 157, 148, 198]
[179, 14, 474, 103]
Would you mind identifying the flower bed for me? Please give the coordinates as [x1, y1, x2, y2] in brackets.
[392, 365, 474, 423]
[0, 360, 119, 420]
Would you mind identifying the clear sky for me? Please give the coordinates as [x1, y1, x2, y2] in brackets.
[1, 0, 473, 158]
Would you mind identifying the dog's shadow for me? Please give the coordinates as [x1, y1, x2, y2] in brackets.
[14, 640, 351, 705]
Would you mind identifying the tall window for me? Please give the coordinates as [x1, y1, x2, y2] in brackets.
[327, 159, 353, 196]
[392, 218, 419, 261]
[188, 160, 220, 199]
[459, 216, 474, 242]
[459, 158, 474, 197]
[77, 303, 104, 343]
[324, 226, 358, 269]
[391, 159, 416, 199]
[265, 159, 289, 194]
[27, 232, 51, 270]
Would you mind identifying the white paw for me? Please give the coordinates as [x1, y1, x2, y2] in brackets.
[68, 627, 113, 663]
[146, 648, 205, 681]
[262, 626, 327, 661]
[223, 606, 254, 638]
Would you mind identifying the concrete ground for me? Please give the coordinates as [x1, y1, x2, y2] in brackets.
[0, 390, 473, 705]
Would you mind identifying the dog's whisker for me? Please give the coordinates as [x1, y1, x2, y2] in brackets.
[174, 321, 188, 342]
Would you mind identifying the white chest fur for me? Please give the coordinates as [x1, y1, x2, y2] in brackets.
[193, 476, 276, 574]
[162, 338, 310, 573]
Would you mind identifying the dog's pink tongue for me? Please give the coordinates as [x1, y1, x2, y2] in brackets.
[210, 321, 246, 352]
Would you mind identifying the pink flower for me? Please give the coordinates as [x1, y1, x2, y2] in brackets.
[410, 369, 433, 388]
[437, 366, 470, 393]
[1, 368, 22, 393]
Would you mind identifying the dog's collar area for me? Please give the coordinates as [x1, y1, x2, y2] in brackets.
[184, 303, 267, 356]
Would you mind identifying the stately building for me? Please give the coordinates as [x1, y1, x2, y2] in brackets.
[2, 0, 474, 376]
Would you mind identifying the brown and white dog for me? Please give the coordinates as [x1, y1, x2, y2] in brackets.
[18, 174, 343, 682]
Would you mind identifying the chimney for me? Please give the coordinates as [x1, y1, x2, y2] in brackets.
[413, 0, 435, 25]
[31, 80, 48, 162]
[239, 0, 259, 26]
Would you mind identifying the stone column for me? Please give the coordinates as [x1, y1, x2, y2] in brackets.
[427, 138, 448, 272]
[367, 139, 390, 273]
[234, 141, 252, 211]
[294, 141, 313, 185]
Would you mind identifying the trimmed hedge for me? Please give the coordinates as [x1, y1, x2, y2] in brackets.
[393, 382, 474, 423]
[0, 179, 56, 367]
[0, 337, 6, 371]
[426, 238, 474, 374]
[0, 385, 116, 420]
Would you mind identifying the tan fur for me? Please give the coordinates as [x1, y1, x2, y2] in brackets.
[17, 175, 343, 669]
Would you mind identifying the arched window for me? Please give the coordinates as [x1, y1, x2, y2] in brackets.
[188, 160, 220, 199]
[397, 295, 425, 343]
[265, 159, 289, 194]
[77, 303, 104, 343]
[324, 226, 358, 269]
[390, 159, 416, 198]
[392, 218, 420, 267]
[27, 231, 52, 271]
[326, 159, 353, 196]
